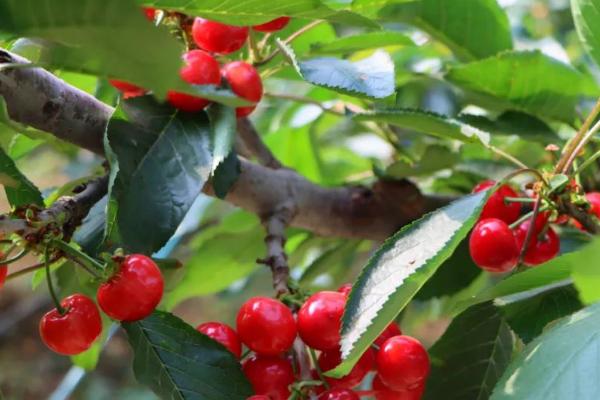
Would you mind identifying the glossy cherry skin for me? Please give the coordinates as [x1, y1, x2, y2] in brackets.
[243, 355, 295, 400]
[197, 322, 242, 358]
[253, 17, 291, 32]
[167, 50, 221, 112]
[469, 218, 519, 273]
[109, 79, 144, 93]
[97, 254, 164, 322]
[376, 335, 430, 391]
[143, 7, 156, 21]
[192, 18, 249, 54]
[473, 180, 521, 224]
[337, 283, 352, 297]
[247, 396, 270, 400]
[514, 220, 560, 266]
[221, 61, 263, 117]
[39, 294, 102, 355]
[318, 388, 360, 400]
[318, 347, 375, 389]
[372, 374, 425, 400]
[298, 291, 346, 351]
[0, 264, 7, 289]
[374, 322, 402, 348]
[587, 192, 600, 219]
[236, 296, 296, 356]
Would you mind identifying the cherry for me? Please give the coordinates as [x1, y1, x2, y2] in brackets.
[376, 335, 429, 391]
[473, 180, 521, 224]
[247, 396, 270, 400]
[196, 322, 242, 358]
[39, 294, 102, 355]
[109, 79, 146, 99]
[318, 388, 360, 400]
[0, 264, 7, 289]
[236, 296, 296, 356]
[297, 291, 346, 351]
[318, 347, 375, 389]
[372, 374, 425, 400]
[337, 283, 352, 297]
[253, 17, 291, 32]
[469, 218, 519, 273]
[221, 61, 263, 117]
[587, 192, 600, 219]
[514, 220, 560, 266]
[143, 7, 156, 21]
[374, 322, 402, 348]
[243, 355, 295, 400]
[97, 254, 164, 322]
[192, 18, 249, 54]
[167, 50, 221, 112]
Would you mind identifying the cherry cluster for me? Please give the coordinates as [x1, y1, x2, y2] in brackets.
[111, 8, 291, 116]
[468, 180, 600, 272]
[197, 285, 429, 400]
[38, 254, 164, 355]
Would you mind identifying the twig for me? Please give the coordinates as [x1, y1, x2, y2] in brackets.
[556, 98, 600, 173]
[563, 118, 600, 173]
[237, 118, 283, 169]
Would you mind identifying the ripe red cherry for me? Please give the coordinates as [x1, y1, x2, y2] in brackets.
[586, 192, 600, 219]
[97, 254, 164, 322]
[253, 17, 291, 32]
[237, 296, 296, 356]
[298, 291, 346, 351]
[109, 79, 146, 99]
[39, 294, 102, 355]
[372, 374, 425, 400]
[196, 322, 242, 358]
[167, 50, 221, 112]
[473, 180, 521, 224]
[318, 347, 375, 389]
[243, 355, 294, 400]
[376, 335, 430, 391]
[221, 61, 263, 117]
[143, 7, 156, 21]
[469, 218, 519, 273]
[192, 18, 249, 54]
[514, 220, 560, 266]
[318, 388, 360, 400]
[0, 264, 7, 288]
[337, 283, 352, 297]
[374, 322, 402, 348]
[247, 396, 270, 400]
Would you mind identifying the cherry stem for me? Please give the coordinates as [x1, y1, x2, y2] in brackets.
[44, 246, 66, 315]
[500, 168, 548, 187]
[572, 147, 600, 176]
[504, 197, 537, 204]
[308, 347, 330, 389]
[6, 260, 48, 281]
[509, 205, 550, 230]
[486, 144, 529, 169]
[517, 197, 542, 265]
[51, 239, 105, 274]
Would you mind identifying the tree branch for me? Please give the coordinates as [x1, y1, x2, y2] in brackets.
[0, 48, 445, 241]
[236, 117, 283, 169]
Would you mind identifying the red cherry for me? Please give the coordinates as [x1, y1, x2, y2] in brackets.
[374, 322, 402, 348]
[372, 374, 425, 400]
[473, 180, 521, 224]
[196, 322, 242, 358]
[243, 355, 295, 400]
[109, 79, 145, 94]
[586, 192, 600, 219]
[337, 283, 352, 297]
[143, 7, 156, 21]
[297, 291, 346, 351]
[0, 264, 7, 288]
[376, 335, 430, 391]
[192, 18, 249, 54]
[318, 347, 375, 389]
[514, 220, 560, 266]
[221, 61, 263, 117]
[97, 254, 164, 322]
[253, 17, 291, 32]
[247, 396, 270, 400]
[236, 296, 296, 356]
[469, 218, 519, 273]
[318, 388, 360, 400]
[39, 294, 102, 355]
[167, 50, 221, 112]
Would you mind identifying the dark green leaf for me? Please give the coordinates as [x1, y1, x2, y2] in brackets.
[386, 145, 459, 179]
[123, 311, 253, 400]
[300, 240, 361, 285]
[491, 302, 600, 399]
[459, 111, 559, 143]
[211, 151, 241, 200]
[424, 302, 514, 400]
[311, 31, 413, 54]
[105, 96, 212, 254]
[74, 196, 107, 256]
[328, 191, 489, 377]
[0, 146, 43, 207]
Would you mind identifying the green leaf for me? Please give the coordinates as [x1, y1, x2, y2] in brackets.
[446, 50, 598, 124]
[105, 96, 212, 254]
[328, 191, 489, 377]
[572, 0, 600, 69]
[386, 145, 459, 179]
[498, 285, 582, 344]
[354, 109, 491, 144]
[458, 111, 559, 143]
[280, 42, 395, 99]
[491, 302, 600, 400]
[380, 0, 513, 60]
[74, 196, 107, 256]
[571, 238, 600, 304]
[207, 104, 236, 172]
[123, 311, 253, 400]
[0, 146, 43, 207]
[8, 134, 43, 160]
[310, 31, 414, 54]
[424, 303, 514, 400]
[211, 151, 241, 200]
[300, 240, 361, 286]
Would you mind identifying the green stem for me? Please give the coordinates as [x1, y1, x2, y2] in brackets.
[247, 30, 262, 64]
[504, 197, 537, 204]
[517, 198, 542, 266]
[6, 261, 48, 281]
[572, 148, 600, 176]
[51, 239, 105, 273]
[45, 246, 66, 315]
[500, 168, 548, 187]
[309, 347, 330, 389]
[0, 248, 29, 265]
[509, 205, 550, 230]
[486, 144, 529, 169]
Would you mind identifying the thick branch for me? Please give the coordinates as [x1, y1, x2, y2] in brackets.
[0, 49, 440, 241]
